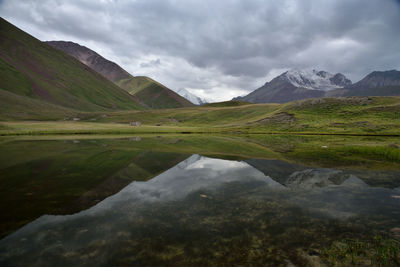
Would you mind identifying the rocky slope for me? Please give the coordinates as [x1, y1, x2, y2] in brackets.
[328, 70, 400, 97]
[46, 41, 131, 83]
[235, 69, 350, 103]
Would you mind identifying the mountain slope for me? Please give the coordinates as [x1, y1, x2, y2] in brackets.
[0, 18, 144, 112]
[235, 69, 351, 103]
[47, 41, 194, 109]
[46, 41, 131, 83]
[328, 70, 400, 97]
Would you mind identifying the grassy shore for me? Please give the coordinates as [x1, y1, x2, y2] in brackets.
[1, 96, 400, 136]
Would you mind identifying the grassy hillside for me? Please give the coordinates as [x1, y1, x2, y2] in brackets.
[117, 76, 194, 109]
[116, 76, 156, 95]
[1, 96, 400, 136]
[47, 41, 194, 109]
[0, 18, 144, 113]
[0, 89, 78, 121]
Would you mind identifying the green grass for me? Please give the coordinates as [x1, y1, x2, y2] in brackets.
[1, 96, 400, 135]
[117, 76, 163, 95]
[321, 236, 400, 266]
[0, 96, 400, 136]
[0, 89, 78, 121]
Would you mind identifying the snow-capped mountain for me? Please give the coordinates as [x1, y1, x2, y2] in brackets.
[234, 69, 352, 103]
[176, 88, 209, 105]
[282, 69, 351, 91]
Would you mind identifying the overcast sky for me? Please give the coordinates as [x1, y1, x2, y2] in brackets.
[1, 0, 400, 101]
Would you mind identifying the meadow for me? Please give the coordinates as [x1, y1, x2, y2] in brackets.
[1, 96, 400, 136]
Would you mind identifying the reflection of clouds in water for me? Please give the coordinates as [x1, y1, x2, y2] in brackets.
[186, 157, 249, 171]
[101, 155, 281, 204]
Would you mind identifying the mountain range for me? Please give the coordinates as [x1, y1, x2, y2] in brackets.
[46, 41, 194, 109]
[235, 69, 400, 103]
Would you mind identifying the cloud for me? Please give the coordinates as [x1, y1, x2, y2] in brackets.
[1, 0, 399, 101]
[140, 58, 161, 68]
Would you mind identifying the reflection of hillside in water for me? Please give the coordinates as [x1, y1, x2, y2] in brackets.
[0, 138, 190, 238]
[1, 155, 399, 266]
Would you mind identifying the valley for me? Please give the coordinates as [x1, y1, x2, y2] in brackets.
[1, 4, 400, 265]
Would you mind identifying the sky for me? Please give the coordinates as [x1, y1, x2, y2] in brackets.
[1, 0, 400, 102]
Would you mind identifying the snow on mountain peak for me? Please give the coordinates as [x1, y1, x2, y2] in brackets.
[176, 88, 209, 105]
[281, 69, 351, 91]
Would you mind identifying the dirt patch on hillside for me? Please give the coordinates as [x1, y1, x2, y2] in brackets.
[256, 112, 296, 124]
[292, 97, 374, 109]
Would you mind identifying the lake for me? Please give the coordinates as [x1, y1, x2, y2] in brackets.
[0, 135, 399, 266]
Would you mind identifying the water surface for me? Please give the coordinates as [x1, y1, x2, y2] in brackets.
[0, 135, 399, 266]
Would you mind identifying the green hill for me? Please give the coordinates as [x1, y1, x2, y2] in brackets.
[117, 76, 194, 109]
[0, 18, 144, 116]
[46, 41, 194, 109]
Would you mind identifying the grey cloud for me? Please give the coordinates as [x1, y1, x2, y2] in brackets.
[140, 59, 161, 68]
[1, 0, 399, 100]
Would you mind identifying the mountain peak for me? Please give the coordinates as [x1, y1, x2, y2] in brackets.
[279, 69, 352, 91]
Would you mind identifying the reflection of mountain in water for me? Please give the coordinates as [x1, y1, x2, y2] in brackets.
[245, 158, 400, 189]
[0, 155, 399, 266]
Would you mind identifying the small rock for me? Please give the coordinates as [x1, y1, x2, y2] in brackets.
[130, 121, 141, 126]
[388, 144, 399, 149]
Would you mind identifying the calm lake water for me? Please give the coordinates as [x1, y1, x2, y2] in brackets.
[0, 135, 399, 266]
